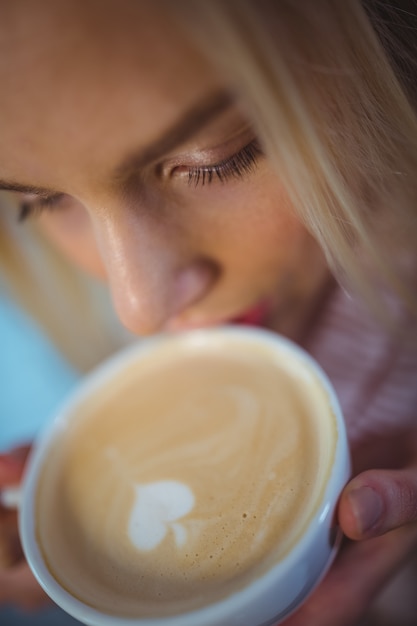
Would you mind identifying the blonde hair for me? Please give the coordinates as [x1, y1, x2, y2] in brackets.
[176, 0, 417, 321]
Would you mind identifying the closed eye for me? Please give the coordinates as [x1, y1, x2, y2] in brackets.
[186, 140, 263, 187]
[16, 140, 263, 220]
[17, 192, 67, 222]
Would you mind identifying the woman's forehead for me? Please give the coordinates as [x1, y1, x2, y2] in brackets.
[0, 0, 222, 191]
[0, 0, 209, 101]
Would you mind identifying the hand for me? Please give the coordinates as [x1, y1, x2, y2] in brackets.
[281, 429, 417, 626]
[0, 445, 50, 611]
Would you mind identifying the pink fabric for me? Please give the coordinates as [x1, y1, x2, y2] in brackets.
[301, 288, 417, 444]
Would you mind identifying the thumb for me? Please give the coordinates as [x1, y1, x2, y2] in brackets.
[0, 445, 31, 487]
[339, 467, 417, 540]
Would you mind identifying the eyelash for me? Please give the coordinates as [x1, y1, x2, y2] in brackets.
[17, 140, 263, 221]
[18, 194, 65, 222]
[187, 140, 262, 186]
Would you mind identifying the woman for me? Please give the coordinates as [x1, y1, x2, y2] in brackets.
[0, 1, 416, 624]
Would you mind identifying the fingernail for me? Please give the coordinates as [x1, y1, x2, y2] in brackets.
[348, 485, 384, 535]
[0, 486, 22, 509]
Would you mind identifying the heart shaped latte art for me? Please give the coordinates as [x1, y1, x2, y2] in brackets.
[128, 481, 195, 551]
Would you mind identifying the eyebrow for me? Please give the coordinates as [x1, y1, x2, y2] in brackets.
[0, 91, 235, 196]
[0, 181, 57, 195]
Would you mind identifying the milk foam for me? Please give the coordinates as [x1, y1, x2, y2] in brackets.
[128, 481, 194, 551]
[36, 334, 336, 617]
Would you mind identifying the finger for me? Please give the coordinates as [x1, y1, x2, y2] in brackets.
[0, 445, 31, 487]
[282, 524, 417, 626]
[0, 508, 22, 568]
[339, 467, 417, 540]
[0, 561, 50, 611]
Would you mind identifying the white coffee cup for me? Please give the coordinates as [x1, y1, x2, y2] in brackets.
[20, 326, 350, 626]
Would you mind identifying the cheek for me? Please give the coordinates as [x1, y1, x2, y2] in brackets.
[172, 171, 327, 315]
[176, 172, 310, 272]
[38, 205, 106, 279]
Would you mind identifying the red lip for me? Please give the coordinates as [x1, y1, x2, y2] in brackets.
[230, 299, 271, 327]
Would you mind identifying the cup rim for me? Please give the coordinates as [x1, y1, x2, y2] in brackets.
[20, 326, 351, 626]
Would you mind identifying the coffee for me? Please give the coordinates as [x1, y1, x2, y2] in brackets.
[35, 331, 336, 618]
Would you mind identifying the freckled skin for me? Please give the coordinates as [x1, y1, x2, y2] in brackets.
[0, 0, 331, 337]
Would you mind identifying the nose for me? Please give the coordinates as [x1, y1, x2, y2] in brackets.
[92, 211, 218, 336]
